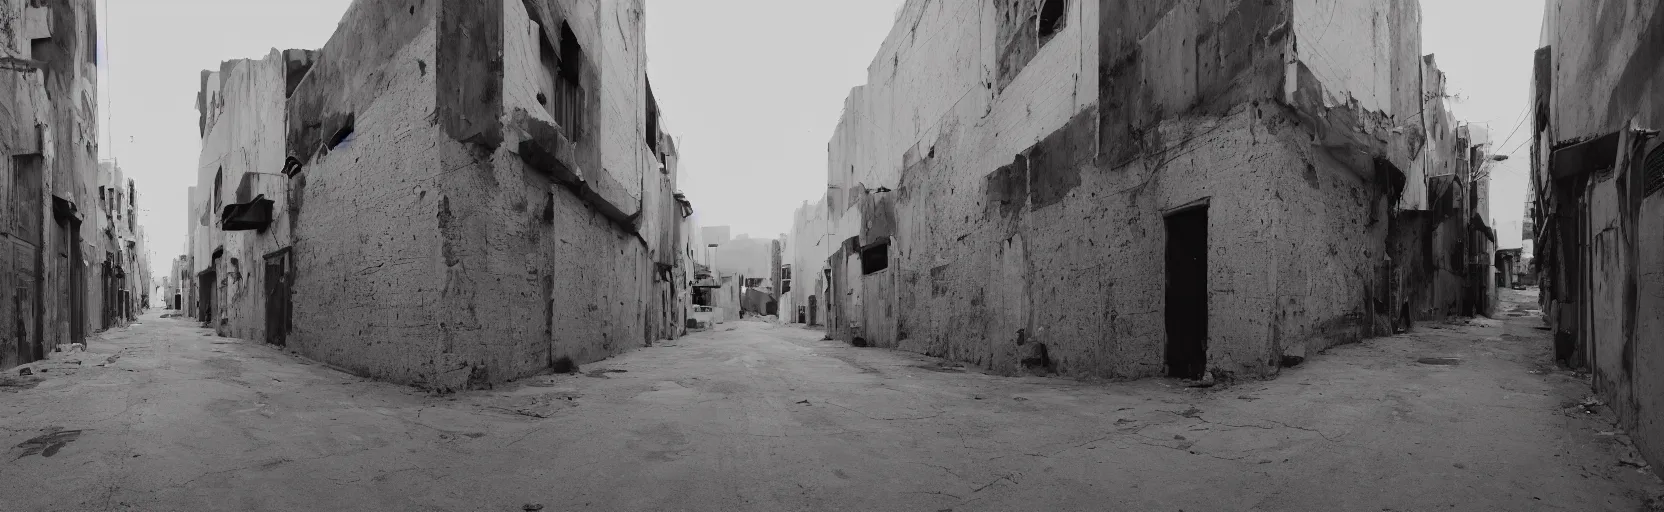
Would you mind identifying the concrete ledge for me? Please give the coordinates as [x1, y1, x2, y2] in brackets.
[513, 111, 641, 231]
[515, 111, 583, 185]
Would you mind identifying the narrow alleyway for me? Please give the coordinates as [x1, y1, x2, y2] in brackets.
[0, 290, 1657, 511]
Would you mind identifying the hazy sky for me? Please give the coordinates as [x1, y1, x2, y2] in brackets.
[99, 0, 1543, 284]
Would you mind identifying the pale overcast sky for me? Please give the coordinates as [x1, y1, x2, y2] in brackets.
[99, 1, 1543, 284]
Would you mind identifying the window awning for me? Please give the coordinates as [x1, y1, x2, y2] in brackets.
[219, 195, 275, 231]
[1551, 132, 1620, 179]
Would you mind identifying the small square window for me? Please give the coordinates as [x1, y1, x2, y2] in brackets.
[860, 241, 889, 275]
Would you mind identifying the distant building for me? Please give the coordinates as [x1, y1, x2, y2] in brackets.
[95, 161, 152, 328]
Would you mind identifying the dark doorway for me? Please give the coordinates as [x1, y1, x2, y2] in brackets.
[198, 270, 215, 323]
[1164, 205, 1208, 379]
[53, 212, 83, 346]
[11, 155, 43, 364]
[11, 238, 39, 364]
[807, 295, 818, 326]
[100, 261, 113, 330]
[263, 249, 291, 346]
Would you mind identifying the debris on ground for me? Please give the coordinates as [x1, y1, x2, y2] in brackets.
[523, 504, 544, 511]
[481, 392, 582, 419]
[1565, 396, 1606, 415]
[584, 368, 628, 378]
[18, 367, 33, 376]
[912, 362, 966, 373]
[0, 374, 42, 391]
[1417, 357, 1462, 366]
[796, 399, 810, 405]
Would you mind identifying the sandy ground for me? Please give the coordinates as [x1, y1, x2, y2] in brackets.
[1, 288, 1659, 511]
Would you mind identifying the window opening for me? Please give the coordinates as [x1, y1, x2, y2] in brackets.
[538, 21, 585, 140]
[860, 241, 889, 275]
[1038, 0, 1066, 43]
[213, 168, 224, 216]
[328, 114, 355, 150]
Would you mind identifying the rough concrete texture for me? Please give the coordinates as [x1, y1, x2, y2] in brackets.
[2, 291, 1662, 511]
[1533, 0, 1664, 471]
[899, 105, 1390, 380]
[284, 9, 453, 387]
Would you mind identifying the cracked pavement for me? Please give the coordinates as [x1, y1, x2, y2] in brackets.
[1, 289, 1660, 511]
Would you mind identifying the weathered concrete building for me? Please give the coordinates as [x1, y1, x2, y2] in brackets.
[784, 197, 831, 327]
[189, 48, 309, 343]
[1529, 0, 1664, 469]
[0, 0, 101, 368]
[789, 0, 1491, 380]
[165, 255, 187, 310]
[94, 161, 152, 327]
[188, 0, 691, 389]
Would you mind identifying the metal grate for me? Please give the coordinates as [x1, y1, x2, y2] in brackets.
[1645, 143, 1664, 197]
